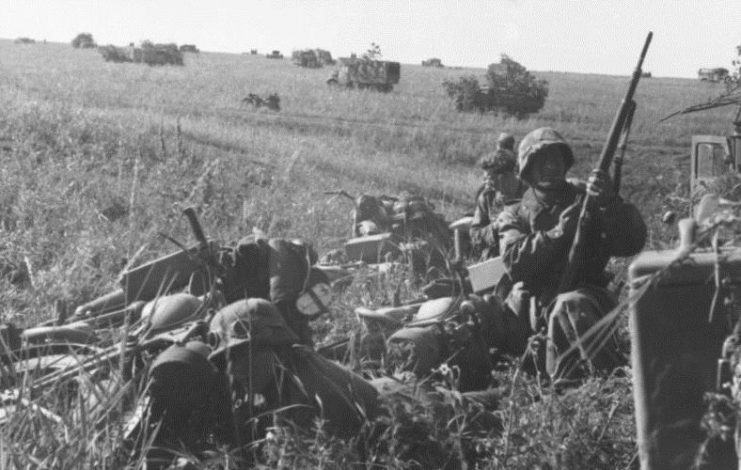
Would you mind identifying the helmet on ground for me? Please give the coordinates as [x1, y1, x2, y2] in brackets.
[479, 149, 517, 174]
[497, 132, 515, 151]
[517, 127, 574, 183]
[208, 298, 298, 362]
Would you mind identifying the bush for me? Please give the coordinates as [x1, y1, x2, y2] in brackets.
[486, 56, 549, 118]
[98, 45, 133, 63]
[72, 33, 96, 49]
[139, 42, 183, 66]
[442, 75, 489, 113]
[443, 55, 549, 119]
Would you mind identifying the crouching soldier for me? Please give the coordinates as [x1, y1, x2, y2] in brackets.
[219, 234, 331, 347]
[470, 148, 527, 260]
[497, 127, 646, 383]
[208, 298, 381, 443]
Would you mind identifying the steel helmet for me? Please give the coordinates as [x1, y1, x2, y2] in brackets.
[208, 298, 298, 362]
[517, 127, 574, 184]
[497, 132, 515, 151]
[479, 149, 517, 174]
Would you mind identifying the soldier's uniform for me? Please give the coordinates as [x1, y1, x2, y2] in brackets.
[219, 235, 328, 346]
[497, 127, 646, 381]
[470, 149, 527, 259]
[208, 298, 380, 441]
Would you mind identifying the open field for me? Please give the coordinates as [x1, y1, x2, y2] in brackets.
[1, 39, 739, 468]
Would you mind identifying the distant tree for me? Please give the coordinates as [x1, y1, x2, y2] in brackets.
[442, 75, 489, 112]
[443, 55, 549, 119]
[71, 33, 96, 49]
[485, 55, 549, 118]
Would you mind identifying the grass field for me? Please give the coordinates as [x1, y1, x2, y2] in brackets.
[1, 39, 739, 468]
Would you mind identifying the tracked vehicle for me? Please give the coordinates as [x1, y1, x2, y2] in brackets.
[327, 57, 400, 92]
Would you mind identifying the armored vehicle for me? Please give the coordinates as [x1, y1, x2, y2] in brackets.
[327, 58, 401, 92]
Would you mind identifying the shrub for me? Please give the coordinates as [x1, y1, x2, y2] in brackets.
[139, 42, 183, 66]
[486, 55, 549, 119]
[443, 55, 549, 119]
[71, 33, 96, 49]
[442, 75, 490, 112]
[98, 45, 133, 63]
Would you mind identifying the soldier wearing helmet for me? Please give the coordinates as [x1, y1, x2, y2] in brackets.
[496, 132, 515, 152]
[496, 127, 646, 383]
[470, 144, 527, 260]
[207, 298, 380, 442]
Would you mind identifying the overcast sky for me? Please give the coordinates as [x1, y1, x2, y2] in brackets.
[2, 0, 740, 78]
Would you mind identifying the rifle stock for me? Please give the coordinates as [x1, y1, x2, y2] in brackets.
[557, 32, 652, 294]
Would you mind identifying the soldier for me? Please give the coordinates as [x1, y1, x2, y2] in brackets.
[496, 132, 516, 152]
[470, 148, 527, 259]
[208, 298, 380, 442]
[497, 127, 646, 383]
[219, 234, 330, 346]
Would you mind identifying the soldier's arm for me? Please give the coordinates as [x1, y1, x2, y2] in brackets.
[470, 193, 499, 248]
[497, 206, 570, 283]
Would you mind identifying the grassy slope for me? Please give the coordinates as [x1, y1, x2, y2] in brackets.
[0, 39, 738, 468]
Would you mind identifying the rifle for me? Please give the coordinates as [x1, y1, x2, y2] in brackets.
[557, 32, 652, 294]
[613, 100, 636, 194]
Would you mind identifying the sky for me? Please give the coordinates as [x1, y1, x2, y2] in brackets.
[2, 0, 740, 78]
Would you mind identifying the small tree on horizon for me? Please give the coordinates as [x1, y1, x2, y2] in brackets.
[71, 33, 96, 49]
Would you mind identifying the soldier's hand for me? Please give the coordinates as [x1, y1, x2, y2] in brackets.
[587, 169, 616, 206]
[550, 199, 581, 240]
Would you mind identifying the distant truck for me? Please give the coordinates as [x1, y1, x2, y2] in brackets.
[698, 67, 729, 82]
[422, 58, 443, 68]
[266, 50, 284, 59]
[327, 58, 401, 92]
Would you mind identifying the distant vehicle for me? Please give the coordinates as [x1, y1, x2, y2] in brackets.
[326, 58, 401, 92]
[179, 44, 199, 53]
[99, 42, 183, 66]
[266, 50, 284, 59]
[292, 49, 320, 68]
[14, 37, 35, 45]
[422, 58, 443, 68]
[698, 67, 729, 82]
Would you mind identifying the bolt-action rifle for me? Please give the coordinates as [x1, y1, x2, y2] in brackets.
[557, 32, 652, 294]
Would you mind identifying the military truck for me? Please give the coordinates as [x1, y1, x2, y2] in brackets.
[699, 67, 730, 82]
[630, 107, 741, 469]
[292, 49, 320, 68]
[326, 58, 401, 92]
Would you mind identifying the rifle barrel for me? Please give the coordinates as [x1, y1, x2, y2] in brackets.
[558, 32, 652, 294]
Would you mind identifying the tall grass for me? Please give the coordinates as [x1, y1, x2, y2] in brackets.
[0, 39, 736, 468]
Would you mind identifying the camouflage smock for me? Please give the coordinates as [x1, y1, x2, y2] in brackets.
[496, 181, 646, 305]
[470, 179, 527, 259]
